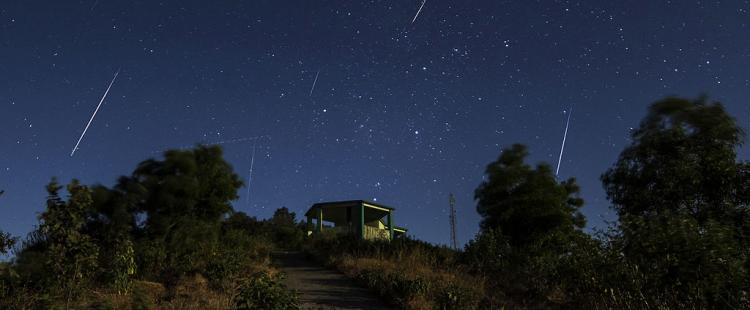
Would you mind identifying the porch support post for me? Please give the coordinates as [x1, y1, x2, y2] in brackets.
[317, 207, 323, 232]
[307, 216, 312, 235]
[388, 210, 394, 241]
[360, 203, 365, 239]
[346, 206, 352, 233]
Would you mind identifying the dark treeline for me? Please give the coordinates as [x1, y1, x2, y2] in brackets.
[0, 146, 300, 309]
[463, 96, 750, 308]
[1, 96, 749, 309]
[303, 96, 750, 309]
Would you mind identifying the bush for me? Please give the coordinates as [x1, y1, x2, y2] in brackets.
[134, 239, 167, 281]
[434, 282, 483, 310]
[232, 272, 299, 310]
[205, 229, 273, 288]
[108, 237, 136, 294]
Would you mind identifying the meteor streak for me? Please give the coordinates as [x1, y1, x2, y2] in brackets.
[555, 107, 573, 176]
[70, 69, 120, 157]
[246, 140, 257, 206]
[150, 135, 271, 154]
[309, 70, 320, 96]
[411, 0, 427, 24]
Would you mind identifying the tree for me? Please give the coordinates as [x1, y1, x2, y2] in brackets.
[474, 144, 585, 247]
[602, 96, 745, 221]
[601, 96, 749, 307]
[469, 144, 594, 307]
[269, 207, 304, 249]
[129, 145, 243, 278]
[223, 211, 264, 236]
[0, 232, 13, 256]
[39, 179, 99, 304]
[132, 145, 243, 237]
[0, 190, 15, 256]
[270, 207, 296, 227]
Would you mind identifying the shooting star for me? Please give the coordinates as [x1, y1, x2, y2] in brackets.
[70, 69, 120, 157]
[150, 135, 271, 154]
[309, 70, 320, 96]
[411, 0, 427, 24]
[246, 140, 257, 206]
[555, 107, 573, 176]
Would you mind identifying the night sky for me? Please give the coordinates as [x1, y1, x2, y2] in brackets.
[2, 1, 749, 247]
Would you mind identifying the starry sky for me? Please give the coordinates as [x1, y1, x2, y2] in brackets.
[1, 0, 749, 247]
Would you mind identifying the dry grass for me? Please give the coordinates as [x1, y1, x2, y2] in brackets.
[82, 266, 290, 310]
[320, 242, 485, 310]
[83, 276, 231, 309]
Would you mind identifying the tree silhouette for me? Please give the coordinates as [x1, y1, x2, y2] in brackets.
[0, 190, 15, 255]
[132, 145, 243, 238]
[40, 179, 99, 303]
[602, 96, 749, 307]
[475, 143, 585, 247]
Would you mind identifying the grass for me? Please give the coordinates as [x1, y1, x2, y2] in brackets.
[304, 233, 485, 310]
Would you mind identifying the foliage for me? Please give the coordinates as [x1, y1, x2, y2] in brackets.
[462, 228, 508, 275]
[0, 230, 15, 255]
[602, 96, 750, 307]
[2, 146, 292, 309]
[305, 234, 483, 309]
[468, 143, 598, 306]
[133, 239, 168, 281]
[269, 207, 306, 249]
[8, 96, 750, 308]
[602, 96, 745, 220]
[232, 272, 299, 310]
[205, 229, 274, 289]
[463, 226, 606, 307]
[355, 269, 428, 304]
[475, 144, 585, 247]
[270, 207, 296, 227]
[110, 237, 136, 294]
[40, 179, 100, 303]
[132, 145, 243, 238]
[0, 189, 14, 255]
[223, 211, 266, 236]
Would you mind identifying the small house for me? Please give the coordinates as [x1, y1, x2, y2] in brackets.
[304, 200, 407, 241]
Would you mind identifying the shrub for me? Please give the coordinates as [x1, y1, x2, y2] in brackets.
[205, 229, 273, 288]
[232, 272, 299, 310]
[109, 238, 136, 294]
[134, 239, 167, 281]
[434, 282, 482, 310]
[40, 179, 100, 303]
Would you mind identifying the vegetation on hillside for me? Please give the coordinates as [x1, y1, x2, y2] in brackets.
[1, 96, 748, 309]
[304, 233, 484, 309]
[0, 146, 298, 309]
[306, 96, 750, 309]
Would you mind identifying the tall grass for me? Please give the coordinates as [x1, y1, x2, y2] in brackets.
[303, 233, 484, 309]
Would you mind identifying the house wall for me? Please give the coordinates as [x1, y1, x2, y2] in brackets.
[363, 225, 390, 241]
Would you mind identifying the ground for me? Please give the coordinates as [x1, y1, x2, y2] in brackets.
[273, 251, 393, 310]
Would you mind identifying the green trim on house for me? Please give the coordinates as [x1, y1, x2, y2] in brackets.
[304, 200, 407, 241]
[360, 203, 365, 239]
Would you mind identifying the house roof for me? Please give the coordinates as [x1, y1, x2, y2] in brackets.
[304, 200, 396, 217]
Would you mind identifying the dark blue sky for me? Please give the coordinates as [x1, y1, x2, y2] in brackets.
[1, 0, 749, 246]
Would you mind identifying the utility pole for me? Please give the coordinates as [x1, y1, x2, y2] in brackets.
[449, 193, 458, 250]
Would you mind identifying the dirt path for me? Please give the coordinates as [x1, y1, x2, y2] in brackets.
[273, 251, 393, 310]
